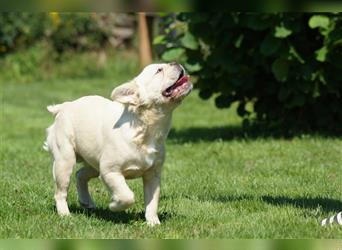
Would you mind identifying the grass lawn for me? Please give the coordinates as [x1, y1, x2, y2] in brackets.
[1, 61, 342, 238]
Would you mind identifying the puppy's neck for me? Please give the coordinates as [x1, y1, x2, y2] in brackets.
[131, 105, 172, 149]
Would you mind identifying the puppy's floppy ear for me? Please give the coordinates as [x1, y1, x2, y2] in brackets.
[111, 81, 139, 105]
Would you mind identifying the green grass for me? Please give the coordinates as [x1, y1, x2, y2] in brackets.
[1, 56, 342, 238]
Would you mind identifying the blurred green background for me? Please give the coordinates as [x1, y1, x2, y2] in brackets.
[2, 13, 342, 132]
[0, 13, 137, 82]
[0, 239, 341, 250]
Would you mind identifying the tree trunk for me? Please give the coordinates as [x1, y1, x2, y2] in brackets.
[138, 12, 152, 68]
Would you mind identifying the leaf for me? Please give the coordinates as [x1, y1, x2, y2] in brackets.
[300, 65, 313, 81]
[234, 34, 244, 48]
[313, 81, 320, 98]
[297, 80, 311, 93]
[308, 15, 330, 29]
[199, 89, 213, 100]
[161, 48, 185, 61]
[185, 61, 202, 73]
[315, 46, 328, 62]
[237, 102, 248, 116]
[215, 94, 233, 109]
[272, 58, 289, 82]
[329, 28, 342, 45]
[274, 25, 292, 38]
[278, 87, 290, 101]
[152, 35, 166, 45]
[289, 45, 305, 64]
[243, 14, 272, 31]
[180, 32, 199, 50]
[290, 94, 305, 107]
[260, 34, 281, 56]
[327, 48, 342, 69]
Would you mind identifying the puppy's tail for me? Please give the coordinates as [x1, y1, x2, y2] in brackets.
[47, 104, 63, 116]
[42, 140, 50, 152]
[44, 103, 63, 152]
[43, 125, 54, 152]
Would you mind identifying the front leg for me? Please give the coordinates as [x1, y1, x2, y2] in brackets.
[143, 167, 161, 226]
[101, 171, 135, 212]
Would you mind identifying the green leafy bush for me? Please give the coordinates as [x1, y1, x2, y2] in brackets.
[48, 13, 107, 53]
[155, 13, 342, 132]
[0, 13, 137, 82]
[0, 13, 135, 55]
[0, 13, 48, 54]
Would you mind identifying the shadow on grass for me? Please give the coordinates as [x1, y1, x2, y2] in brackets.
[210, 194, 254, 203]
[191, 194, 254, 203]
[69, 205, 173, 224]
[261, 195, 342, 213]
[168, 125, 342, 143]
[196, 194, 342, 213]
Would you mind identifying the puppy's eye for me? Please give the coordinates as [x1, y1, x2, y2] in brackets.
[156, 68, 163, 74]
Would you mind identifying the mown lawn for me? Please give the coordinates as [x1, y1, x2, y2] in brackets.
[1, 65, 342, 238]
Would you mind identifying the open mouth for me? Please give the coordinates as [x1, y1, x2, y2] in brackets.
[162, 71, 190, 98]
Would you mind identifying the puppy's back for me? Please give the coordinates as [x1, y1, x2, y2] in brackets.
[44, 95, 125, 160]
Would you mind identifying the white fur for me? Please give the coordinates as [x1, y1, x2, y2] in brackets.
[44, 63, 192, 226]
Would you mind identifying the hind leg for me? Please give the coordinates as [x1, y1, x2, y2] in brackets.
[52, 150, 76, 216]
[76, 165, 99, 209]
[48, 112, 76, 216]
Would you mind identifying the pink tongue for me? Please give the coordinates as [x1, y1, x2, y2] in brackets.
[176, 75, 189, 86]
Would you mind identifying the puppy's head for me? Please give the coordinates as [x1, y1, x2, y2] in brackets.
[111, 63, 192, 108]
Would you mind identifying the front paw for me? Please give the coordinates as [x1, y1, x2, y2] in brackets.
[109, 199, 134, 212]
[146, 215, 161, 226]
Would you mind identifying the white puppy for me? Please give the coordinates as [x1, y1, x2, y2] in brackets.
[44, 63, 192, 225]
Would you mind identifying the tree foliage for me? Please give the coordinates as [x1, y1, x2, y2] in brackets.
[155, 13, 342, 131]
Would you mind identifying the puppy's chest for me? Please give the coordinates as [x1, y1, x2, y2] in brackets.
[123, 144, 161, 179]
[142, 145, 158, 167]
